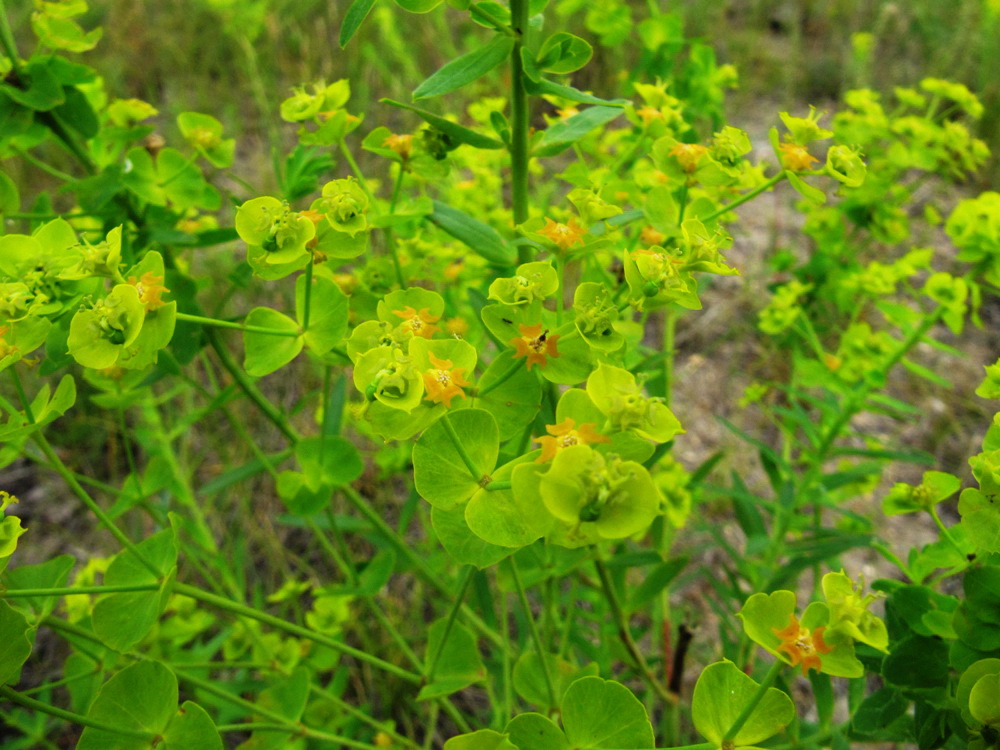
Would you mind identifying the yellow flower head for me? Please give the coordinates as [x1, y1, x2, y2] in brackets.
[422, 353, 471, 409]
[128, 272, 170, 311]
[393, 307, 439, 339]
[556, 106, 580, 120]
[779, 142, 818, 172]
[669, 143, 708, 173]
[0, 326, 15, 360]
[383, 133, 414, 160]
[444, 317, 469, 337]
[639, 226, 666, 246]
[636, 106, 664, 125]
[535, 417, 610, 463]
[510, 324, 560, 371]
[539, 217, 587, 251]
[773, 614, 833, 675]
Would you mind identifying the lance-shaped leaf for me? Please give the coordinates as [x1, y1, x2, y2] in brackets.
[413, 35, 514, 100]
[430, 200, 515, 266]
[381, 99, 504, 149]
[534, 107, 624, 158]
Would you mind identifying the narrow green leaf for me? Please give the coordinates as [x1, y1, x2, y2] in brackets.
[430, 200, 515, 266]
[340, 0, 378, 47]
[381, 98, 504, 149]
[534, 106, 623, 157]
[524, 77, 628, 107]
[413, 35, 514, 100]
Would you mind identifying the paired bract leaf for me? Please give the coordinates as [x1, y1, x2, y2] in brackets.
[242, 307, 303, 377]
[413, 410, 499, 508]
[77, 660, 221, 750]
[561, 677, 654, 748]
[691, 660, 795, 747]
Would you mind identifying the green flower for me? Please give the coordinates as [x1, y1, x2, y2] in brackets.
[313, 178, 369, 236]
[67, 284, 146, 369]
[539, 444, 661, 545]
[488, 262, 558, 306]
[235, 196, 315, 265]
[586, 363, 684, 443]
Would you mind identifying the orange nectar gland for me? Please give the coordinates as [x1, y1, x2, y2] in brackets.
[773, 614, 833, 675]
[640, 226, 666, 246]
[636, 106, 664, 125]
[510, 324, 560, 371]
[383, 133, 414, 160]
[444, 317, 469, 337]
[0, 326, 15, 359]
[556, 106, 580, 121]
[669, 143, 708, 173]
[392, 307, 439, 339]
[127, 273, 169, 311]
[779, 142, 819, 172]
[535, 418, 610, 463]
[539, 217, 587, 251]
[422, 353, 471, 409]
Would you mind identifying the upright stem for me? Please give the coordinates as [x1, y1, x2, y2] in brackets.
[594, 558, 677, 706]
[508, 556, 556, 708]
[510, 0, 531, 262]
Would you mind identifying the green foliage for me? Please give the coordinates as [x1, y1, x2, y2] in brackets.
[0, 0, 997, 748]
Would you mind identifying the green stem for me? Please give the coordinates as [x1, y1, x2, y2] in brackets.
[8, 369, 34, 424]
[176, 312, 301, 338]
[338, 487, 504, 648]
[173, 583, 421, 684]
[0, 685, 153, 741]
[302, 258, 314, 333]
[308, 684, 419, 749]
[484, 480, 512, 491]
[930, 506, 965, 557]
[205, 329, 301, 442]
[441, 413, 484, 481]
[12, 147, 77, 183]
[386, 163, 407, 288]
[340, 141, 373, 199]
[2, 583, 159, 597]
[21, 667, 102, 697]
[0, 0, 23, 78]
[510, 0, 531, 262]
[722, 659, 784, 742]
[477, 357, 523, 398]
[594, 558, 677, 706]
[509, 556, 556, 707]
[662, 307, 676, 405]
[426, 566, 474, 680]
[31, 431, 160, 578]
[178, 670, 380, 748]
[701, 171, 785, 224]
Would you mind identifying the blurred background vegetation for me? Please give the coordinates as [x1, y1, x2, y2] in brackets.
[10, 0, 998, 189]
